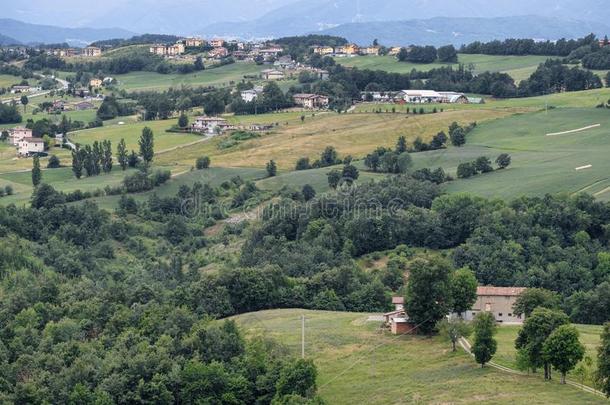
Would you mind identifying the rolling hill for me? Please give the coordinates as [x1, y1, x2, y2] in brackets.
[321, 16, 610, 47]
[231, 309, 607, 404]
[198, 0, 610, 40]
[0, 18, 134, 47]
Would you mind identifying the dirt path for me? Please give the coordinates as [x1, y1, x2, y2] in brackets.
[546, 124, 600, 136]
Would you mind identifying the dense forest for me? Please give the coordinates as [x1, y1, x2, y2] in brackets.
[460, 34, 599, 56]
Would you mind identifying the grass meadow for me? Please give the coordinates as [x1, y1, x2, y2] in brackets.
[231, 309, 606, 404]
[408, 108, 610, 200]
[114, 62, 267, 91]
[491, 324, 602, 387]
[333, 54, 550, 81]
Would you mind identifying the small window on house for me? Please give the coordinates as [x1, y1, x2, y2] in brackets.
[498, 313, 503, 317]
[508, 313, 512, 317]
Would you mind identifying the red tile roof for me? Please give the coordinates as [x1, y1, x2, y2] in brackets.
[477, 286, 526, 297]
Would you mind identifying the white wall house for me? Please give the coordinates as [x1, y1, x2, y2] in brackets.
[18, 137, 45, 156]
[9, 127, 32, 145]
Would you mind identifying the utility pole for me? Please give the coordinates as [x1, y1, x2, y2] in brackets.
[301, 314, 305, 358]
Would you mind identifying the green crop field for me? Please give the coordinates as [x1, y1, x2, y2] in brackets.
[231, 309, 606, 404]
[114, 62, 268, 91]
[408, 108, 610, 200]
[333, 54, 550, 80]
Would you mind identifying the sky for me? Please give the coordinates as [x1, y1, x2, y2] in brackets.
[0, 0, 298, 29]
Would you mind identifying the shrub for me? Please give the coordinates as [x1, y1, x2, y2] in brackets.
[196, 156, 211, 169]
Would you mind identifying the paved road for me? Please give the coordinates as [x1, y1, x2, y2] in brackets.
[2, 75, 69, 105]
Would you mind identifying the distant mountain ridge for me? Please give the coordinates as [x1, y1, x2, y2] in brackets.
[0, 33, 20, 46]
[198, 0, 610, 40]
[0, 19, 134, 47]
[320, 16, 610, 47]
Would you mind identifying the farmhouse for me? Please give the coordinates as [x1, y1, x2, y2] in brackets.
[312, 46, 334, 55]
[400, 90, 472, 104]
[149, 42, 185, 56]
[82, 46, 102, 57]
[209, 39, 225, 48]
[17, 137, 45, 156]
[261, 69, 285, 80]
[257, 46, 283, 57]
[89, 78, 103, 88]
[185, 37, 205, 47]
[208, 47, 229, 59]
[292, 93, 329, 109]
[438, 91, 469, 103]
[274, 55, 296, 69]
[8, 127, 32, 145]
[10, 85, 31, 94]
[74, 101, 95, 110]
[388, 47, 402, 56]
[336, 43, 359, 55]
[360, 46, 381, 56]
[49, 48, 77, 57]
[191, 116, 235, 135]
[241, 86, 263, 103]
[463, 286, 527, 324]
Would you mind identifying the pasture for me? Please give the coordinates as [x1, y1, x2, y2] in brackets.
[114, 62, 267, 91]
[154, 109, 511, 170]
[333, 54, 550, 81]
[492, 324, 602, 387]
[232, 309, 606, 404]
[409, 108, 610, 200]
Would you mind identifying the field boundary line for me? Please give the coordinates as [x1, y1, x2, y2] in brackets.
[459, 338, 607, 398]
[155, 137, 212, 155]
[546, 124, 600, 136]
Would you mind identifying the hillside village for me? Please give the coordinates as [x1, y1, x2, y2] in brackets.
[1, 16, 610, 403]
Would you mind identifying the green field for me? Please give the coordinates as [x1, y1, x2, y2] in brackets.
[114, 62, 267, 91]
[83, 166, 267, 210]
[0, 74, 23, 89]
[334, 54, 551, 81]
[232, 309, 605, 404]
[353, 87, 610, 114]
[408, 108, 610, 200]
[492, 324, 602, 386]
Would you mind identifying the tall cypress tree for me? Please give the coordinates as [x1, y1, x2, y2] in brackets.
[102, 140, 113, 173]
[139, 127, 154, 163]
[72, 147, 83, 179]
[117, 138, 128, 170]
[31, 155, 41, 186]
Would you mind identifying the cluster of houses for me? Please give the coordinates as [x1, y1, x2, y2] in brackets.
[6, 127, 45, 157]
[148, 37, 286, 62]
[48, 99, 96, 113]
[385, 286, 526, 335]
[47, 46, 102, 58]
[362, 89, 484, 104]
[312, 44, 402, 57]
